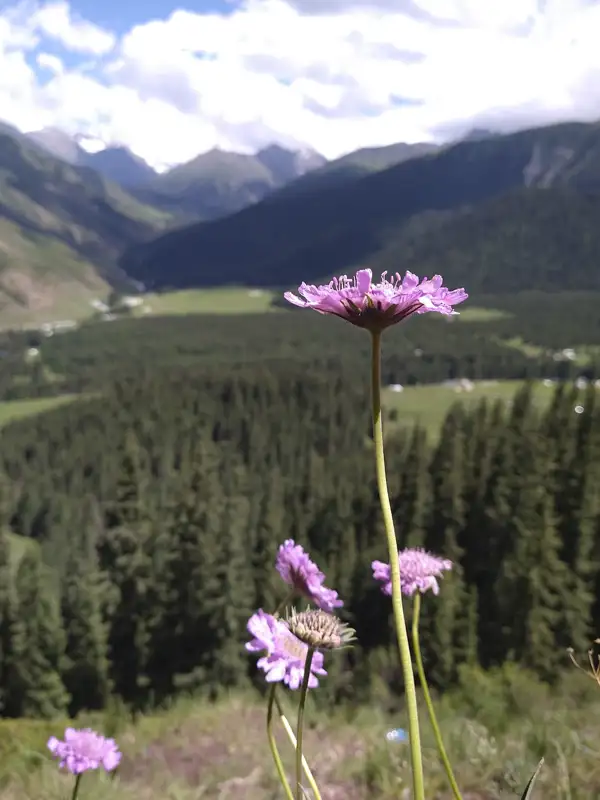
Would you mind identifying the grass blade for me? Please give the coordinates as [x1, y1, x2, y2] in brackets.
[520, 758, 544, 800]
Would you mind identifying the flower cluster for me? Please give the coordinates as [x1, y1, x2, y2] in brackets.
[47, 728, 121, 775]
[247, 540, 351, 688]
[372, 548, 453, 597]
[246, 608, 328, 689]
[285, 268, 467, 332]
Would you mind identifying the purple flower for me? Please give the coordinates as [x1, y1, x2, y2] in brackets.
[372, 548, 453, 597]
[276, 539, 343, 613]
[47, 728, 121, 775]
[246, 609, 327, 690]
[284, 268, 467, 332]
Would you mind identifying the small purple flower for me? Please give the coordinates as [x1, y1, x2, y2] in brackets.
[276, 539, 343, 613]
[246, 609, 327, 690]
[284, 268, 467, 332]
[47, 728, 121, 775]
[372, 548, 453, 597]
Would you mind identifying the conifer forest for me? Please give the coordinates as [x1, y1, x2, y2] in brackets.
[1, 297, 599, 724]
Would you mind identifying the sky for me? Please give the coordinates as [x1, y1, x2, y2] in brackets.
[1, 0, 599, 170]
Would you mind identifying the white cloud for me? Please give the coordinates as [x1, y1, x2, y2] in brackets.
[36, 52, 64, 74]
[0, 0, 599, 169]
[30, 1, 116, 55]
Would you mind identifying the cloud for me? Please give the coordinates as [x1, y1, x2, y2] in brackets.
[283, 0, 460, 25]
[0, 0, 599, 169]
[30, 1, 116, 55]
[36, 52, 64, 75]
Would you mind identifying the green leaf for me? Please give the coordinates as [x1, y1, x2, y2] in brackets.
[520, 758, 544, 799]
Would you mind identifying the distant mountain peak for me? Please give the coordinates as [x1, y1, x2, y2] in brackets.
[255, 142, 326, 182]
[461, 128, 498, 142]
[84, 146, 156, 188]
[27, 126, 83, 163]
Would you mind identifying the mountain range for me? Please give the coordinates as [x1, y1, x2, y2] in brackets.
[1, 117, 600, 327]
[121, 119, 600, 295]
[0, 123, 328, 324]
[27, 128, 327, 218]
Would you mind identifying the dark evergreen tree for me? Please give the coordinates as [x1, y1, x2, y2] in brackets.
[7, 550, 68, 718]
[61, 536, 111, 715]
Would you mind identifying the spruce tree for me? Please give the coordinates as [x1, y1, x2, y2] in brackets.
[8, 550, 69, 718]
[0, 529, 17, 714]
[392, 425, 430, 549]
[100, 431, 154, 713]
[424, 407, 467, 687]
[553, 388, 597, 652]
[493, 433, 568, 677]
[61, 539, 111, 715]
[206, 487, 253, 693]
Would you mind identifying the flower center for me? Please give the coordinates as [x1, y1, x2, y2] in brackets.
[76, 733, 104, 760]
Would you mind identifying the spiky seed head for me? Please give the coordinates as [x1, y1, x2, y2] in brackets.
[285, 608, 356, 651]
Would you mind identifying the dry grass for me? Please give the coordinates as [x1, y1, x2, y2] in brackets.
[2, 668, 600, 800]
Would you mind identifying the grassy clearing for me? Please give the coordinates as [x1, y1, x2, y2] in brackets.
[5, 531, 38, 570]
[0, 381, 592, 440]
[500, 337, 600, 367]
[1, 667, 599, 799]
[382, 379, 598, 438]
[454, 306, 513, 322]
[136, 287, 277, 317]
[0, 395, 79, 428]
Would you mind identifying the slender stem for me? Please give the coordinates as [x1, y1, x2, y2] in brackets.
[274, 693, 323, 800]
[370, 329, 425, 800]
[274, 590, 296, 618]
[412, 593, 463, 800]
[71, 774, 83, 800]
[267, 685, 295, 800]
[296, 648, 315, 800]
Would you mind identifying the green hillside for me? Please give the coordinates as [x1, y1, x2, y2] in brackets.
[121, 120, 600, 292]
[0, 127, 173, 322]
[133, 145, 326, 218]
[265, 141, 439, 201]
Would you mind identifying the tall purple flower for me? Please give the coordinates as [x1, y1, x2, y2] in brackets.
[276, 539, 343, 613]
[284, 268, 467, 332]
[372, 548, 453, 597]
[246, 609, 327, 690]
[47, 728, 121, 775]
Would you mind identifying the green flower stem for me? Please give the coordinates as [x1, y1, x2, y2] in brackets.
[296, 647, 315, 800]
[71, 774, 83, 800]
[274, 693, 323, 800]
[370, 329, 425, 800]
[412, 593, 463, 800]
[274, 590, 296, 618]
[267, 685, 295, 800]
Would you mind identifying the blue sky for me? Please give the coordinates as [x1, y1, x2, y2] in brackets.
[73, 0, 235, 35]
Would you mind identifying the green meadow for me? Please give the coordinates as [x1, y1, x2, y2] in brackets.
[1, 667, 599, 799]
[0, 395, 79, 428]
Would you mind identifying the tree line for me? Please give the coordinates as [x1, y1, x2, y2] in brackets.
[2, 291, 600, 403]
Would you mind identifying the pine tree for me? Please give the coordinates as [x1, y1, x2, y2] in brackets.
[392, 425, 430, 549]
[205, 485, 253, 694]
[61, 538, 111, 715]
[100, 431, 154, 713]
[0, 529, 17, 714]
[7, 550, 69, 718]
[419, 407, 467, 686]
[493, 434, 568, 677]
[552, 387, 597, 652]
[148, 450, 221, 698]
